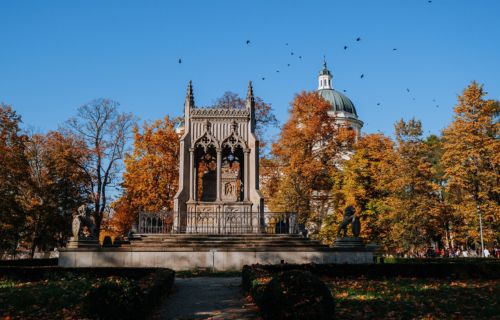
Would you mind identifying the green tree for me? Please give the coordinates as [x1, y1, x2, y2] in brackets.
[0, 105, 29, 254]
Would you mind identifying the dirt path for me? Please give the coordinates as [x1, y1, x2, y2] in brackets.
[151, 277, 261, 320]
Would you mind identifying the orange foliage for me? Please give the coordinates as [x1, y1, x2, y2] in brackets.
[111, 116, 180, 233]
[442, 82, 500, 247]
[269, 91, 354, 226]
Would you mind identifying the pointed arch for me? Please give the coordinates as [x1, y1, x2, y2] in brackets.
[221, 121, 247, 152]
[194, 120, 220, 152]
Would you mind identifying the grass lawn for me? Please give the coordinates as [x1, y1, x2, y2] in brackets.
[0, 273, 97, 319]
[324, 277, 499, 319]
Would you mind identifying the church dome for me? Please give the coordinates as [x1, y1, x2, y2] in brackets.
[318, 88, 358, 116]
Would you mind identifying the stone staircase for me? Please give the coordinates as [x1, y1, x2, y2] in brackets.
[124, 234, 334, 252]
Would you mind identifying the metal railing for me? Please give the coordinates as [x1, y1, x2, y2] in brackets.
[137, 211, 298, 234]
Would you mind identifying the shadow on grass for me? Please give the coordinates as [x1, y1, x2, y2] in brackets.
[326, 278, 499, 319]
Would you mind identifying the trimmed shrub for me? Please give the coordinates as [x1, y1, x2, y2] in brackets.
[247, 262, 500, 279]
[84, 277, 142, 320]
[0, 258, 58, 266]
[261, 270, 335, 320]
[102, 236, 113, 247]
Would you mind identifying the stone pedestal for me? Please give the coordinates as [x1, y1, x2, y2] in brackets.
[333, 237, 365, 249]
[66, 237, 99, 249]
[331, 237, 374, 264]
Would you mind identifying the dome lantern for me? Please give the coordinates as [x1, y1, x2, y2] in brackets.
[318, 56, 333, 90]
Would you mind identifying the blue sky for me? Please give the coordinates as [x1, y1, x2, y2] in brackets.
[1, 0, 499, 139]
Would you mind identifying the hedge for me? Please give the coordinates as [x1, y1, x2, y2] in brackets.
[0, 267, 175, 319]
[0, 258, 58, 267]
[244, 262, 499, 282]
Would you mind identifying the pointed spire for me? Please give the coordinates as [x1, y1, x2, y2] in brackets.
[185, 80, 195, 108]
[246, 81, 254, 103]
[246, 81, 256, 132]
[323, 55, 327, 69]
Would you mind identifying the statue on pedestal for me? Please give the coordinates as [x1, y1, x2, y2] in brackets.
[336, 205, 361, 238]
[70, 204, 97, 243]
[333, 205, 365, 250]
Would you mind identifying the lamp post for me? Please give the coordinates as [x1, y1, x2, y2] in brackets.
[477, 204, 484, 257]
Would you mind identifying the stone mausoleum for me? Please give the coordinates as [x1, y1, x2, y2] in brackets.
[173, 81, 264, 233]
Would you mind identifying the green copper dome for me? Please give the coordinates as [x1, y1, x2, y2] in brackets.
[318, 88, 358, 116]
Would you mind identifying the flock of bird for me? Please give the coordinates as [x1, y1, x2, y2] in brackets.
[176, 0, 438, 109]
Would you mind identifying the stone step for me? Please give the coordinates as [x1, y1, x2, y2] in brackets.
[133, 243, 324, 248]
[128, 238, 324, 244]
[117, 245, 335, 252]
[136, 238, 320, 243]
[134, 234, 304, 239]
[136, 237, 307, 241]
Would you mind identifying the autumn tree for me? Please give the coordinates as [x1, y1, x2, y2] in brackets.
[425, 135, 459, 249]
[270, 91, 355, 232]
[442, 82, 499, 250]
[65, 99, 135, 237]
[0, 105, 29, 254]
[214, 91, 278, 149]
[111, 116, 180, 233]
[320, 133, 395, 244]
[383, 118, 440, 252]
[21, 131, 89, 256]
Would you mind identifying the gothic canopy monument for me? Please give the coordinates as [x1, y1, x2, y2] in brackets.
[173, 81, 264, 233]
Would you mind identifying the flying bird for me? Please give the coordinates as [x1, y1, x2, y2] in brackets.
[291, 52, 294, 55]
[377, 103, 381, 106]
[393, 48, 397, 51]
[344, 45, 348, 50]
[360, 74, 364, 79]
[356, 37, 361, 41]
[287, 64, 291, 67]
[285, 43, 289, 46]
[276, 70, 280, 73]
[261, 77, 266, 80]
[406, 88, 410, 92]
[178, 58, 182, 64]
[343, 89, 347, 92]
[246, 40, 250, 44]
[298, 55, 302, 59]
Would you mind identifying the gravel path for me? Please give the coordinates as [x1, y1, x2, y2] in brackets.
[151, 277, 261, 320]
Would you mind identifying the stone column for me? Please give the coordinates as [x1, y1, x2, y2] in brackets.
[244, 149, 250, 201]
[189, 148, 195, 201]
[216, 148, 222, 202]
